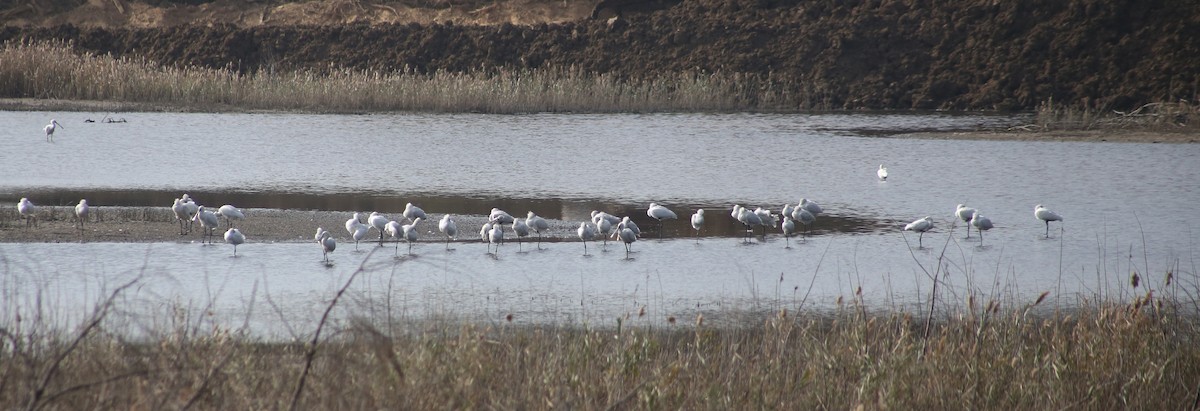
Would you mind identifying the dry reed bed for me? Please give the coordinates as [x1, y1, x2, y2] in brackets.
[2, 286, 1198, 410]
[0, 41, 801, 113]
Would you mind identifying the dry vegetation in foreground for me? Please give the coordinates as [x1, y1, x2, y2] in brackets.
[3, 266, 1199, 410]
[1027, 97, 1200, 132]
[0, 41, 805, 114]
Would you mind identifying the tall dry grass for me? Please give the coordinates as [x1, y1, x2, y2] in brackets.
[2, 273, 1198, 410]
[0, 40, 811, 113]
[1032, 96, 1200, 131]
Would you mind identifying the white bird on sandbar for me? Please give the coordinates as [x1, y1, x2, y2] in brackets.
[753, 207, 776, 237]
[490, 208, 515, 225]
[511, 218, 530, 252]
[955, 204, 977, 238]
[594, 215, 613, 248]
[403, 203, 426, 222]
[904, 216, 934, 248]
[439, 214, 458, 249]
[791, 206, 816, 240]
[591, 210, 621, 227]
[690, 209, 705, 242]
[488, 222, 505, 255]
[18, 197, 37, 229]
[799, 198, 822, 216]
[195, 206, 220, 244]
[646, 203, 677, 239]
[172, 198, 191, 235]
[615, 217, 640, 238]
[74, 199, 89, 233]
[345, 212, 363, 235]
[224, 228, 245, 256]
[735, 206, 762, 243]
[971, 212, 994, 246]
[217, 205, 244, 228]
[350, 223, 370, 250]
[368, 212, 390, 246]
[577, 221, 596, 256]
[43, 119, 62, 142]
[781, 216, 797, 248]
[877, 164, 888, 181]
[526, 212, 549, 248]
[1034, 204, 1063, 238]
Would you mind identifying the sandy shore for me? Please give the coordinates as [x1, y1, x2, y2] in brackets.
[0, 206, 586, 245]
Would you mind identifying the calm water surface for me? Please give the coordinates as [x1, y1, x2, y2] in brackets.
[1, 111, 1197, 335]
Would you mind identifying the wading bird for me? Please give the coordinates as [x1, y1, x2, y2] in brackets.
[403, 203, 426, 222]
[781, 216, 796, 248]
[345, 212, 363, 236]
[195, 206, 220, 243]
[350, 223, 370, 250]
[217, 205, 244, 228]
[594, 215, 613, 249]
[512, 217, 530, 251]
[791, 206, 816, 240]
[956, 204, 977, 238]
[44, 119, 62, 142]
[577, 222, 596, 256]
[877, 164, 888, 181]
[368, 212, 390, 246]
[318, 230, 336, 262]
[619, 227, 638, 257]
[690, 209, 705, 242]
[490, 208, 515, 225]
[904, 216, 934, 248]
[488, 222, 505, 255]
[526, 212, 549, 248]
[18, 197, 37, 228]
[800, 198, 822, 216]
[74, 199, 89, 234]
[401, 218, 422, 255]
[971, 212, 994, 246]
[385, 220, 403, 255]
[647, 203, 677, 239]
[1034, 204, 1063, 238]
[439, 214, 458, 249]
[172, 198, 191, 235]
[224, 228, 245, 256]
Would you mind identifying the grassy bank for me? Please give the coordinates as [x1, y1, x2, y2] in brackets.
[3, 277, 1198, 409]
[0, 41, 805, 114]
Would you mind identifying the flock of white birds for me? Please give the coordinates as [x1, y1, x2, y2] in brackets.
[22, 119, 1068, 260]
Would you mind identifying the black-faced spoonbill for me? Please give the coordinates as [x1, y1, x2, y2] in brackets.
[17, 197, 37, 229]
[791, 206, 816, 240]
[385, 220, 403, 255]
[44, 119, 62, 142]
[647, 203, 677, 239]
[195, 206, 220, 243]
[877, 165, 888, 181]
[690, 209, 705, 242]
[488, 222, 505, 255]
[217, 205, 244, 228]
[955, 204, 977, 238]
[904, 216, 934, 248]
[512, 217, 530, 252]
[350, 223, 370, 250]
[318, 230, 336, 262]
[577, 222, 596, 256]
[594, 215, 613, 249]
[403, 203, 426, 222]
[172, 198, 191, 235]
[74, 199, 89, 234]
[971, 212, 994, 246]
[526, 212, 549, 248]
[368, 212, 390, 246]
[224, 228, 245, 256]
[490, 208, 515, 225]
[1034, 204, 1063, 238]
[618, 227, 638, 257]
[799, 198, 822, 216]
[781, 216, 796, 248]
[345, 212, 363, 235]
[401, 218, 422, 255]
[439, 214, 458, 249]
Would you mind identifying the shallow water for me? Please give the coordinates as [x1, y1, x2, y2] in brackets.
[2, 111, 1198, 334]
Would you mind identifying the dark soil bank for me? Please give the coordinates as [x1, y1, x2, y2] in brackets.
[3, 0, 1198, 110]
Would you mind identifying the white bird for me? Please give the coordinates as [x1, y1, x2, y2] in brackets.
[971, 212, 994, 246]
[647, 203, 678, 239]
[781, 216, 797, 248]
[350, 223, 370, 250]
[1034, 204, 1063, 238]
[439, 214, 458, 249]
[368, 212, 390, 246]
[754, 207, 776, 237]
[615, 217, 640, 238]
[781, 204, 795, 221]
[385, 220, 403, 255]
[595, 216, 613, 248]
[195, 206, 220, 243]
[512, 218, 530, 251]
[345, 212, 363, 235]
[318, 230, 336, 262]
[224, 228, 245, 256]
[791, 206, 816, 239]
[401, 218, 422, 255]
[488, 222, 505, 255]
[904, 216, 934, 248]
[526, 212, 550, 248]
[74, 199, 89, 233]
[877, 164, 888, 181]
[490, 208, 515, 225]
[217, 205, 245, 228]
[181, 195, 198, 226]
[577, 222, 596, 256]
[800, 198, 822, 216]
[690, 209, 705, 242]
[171, 198, 191, 235]
[403, 203, 426, 222]
[591, 210, 621, 227]
[618, 227, 638, 257]
[17, 197, 37, 229]
[955, 204, 977, 238]
[315, 227, 328, 244]
[43, 119, 62, 142]
[735, 206, 763, 243]
[480, 220, 494, 243]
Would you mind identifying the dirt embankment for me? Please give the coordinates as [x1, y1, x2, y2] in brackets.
[2, 0, 1199, 111]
